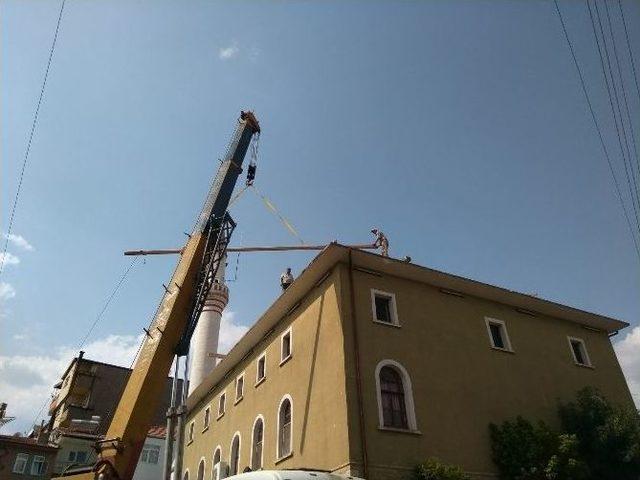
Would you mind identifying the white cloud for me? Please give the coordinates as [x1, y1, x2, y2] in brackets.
[4, 234, 34, 251]
[0, 334, 143, 434]
[218, 310, 248, 353]
[12, 334, 27, 341]
[0, 252, 20, 266]
[0, 310, 249, 435]
[0, 282, 16, 301]
[614, 326, 640, 407]
[219, 43, 239, 60]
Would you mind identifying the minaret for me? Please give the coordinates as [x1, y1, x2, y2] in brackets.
[188, 260, 229, 395]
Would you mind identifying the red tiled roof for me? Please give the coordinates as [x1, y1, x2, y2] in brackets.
[147, 425, 167, 439]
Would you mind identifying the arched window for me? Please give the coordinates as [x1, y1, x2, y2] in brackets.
[277, 396, 292, 459]
[212, 447, 221, 480]
[196, 459, 205, 480]
[375, 360, 418, 431]
[183, 470, 189, 480]
[229, 433, 241, 476]
[251, 416, 264, 470]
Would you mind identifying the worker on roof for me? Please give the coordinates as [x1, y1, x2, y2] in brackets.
[371, 228, 389, 257]
[280, 267, 294, 290]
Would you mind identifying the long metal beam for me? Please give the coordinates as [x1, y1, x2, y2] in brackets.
[124, 243, 378, 256]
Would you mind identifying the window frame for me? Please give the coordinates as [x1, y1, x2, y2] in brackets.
[212, 445, 222, 480]
[370, 289, 400, 327]
[13, 453, 29, 474]
[567, 336, 593, 367]
[374, 359, 419, 433]
[229, 432, 241, 476]
[187, 421, 195, 444]
[235, 373, 245, 404]
[255, 352, 267, 386]
[484, 317, 513, 352]
[280, 327, 293, 365]
[217, 391, 226, 419]
[202, 406, 211, 432]
[276, 394, 293, 461]
[30, 455, 46, 476]
[196, 458, 206, 480]
[251, 415, 265, 471]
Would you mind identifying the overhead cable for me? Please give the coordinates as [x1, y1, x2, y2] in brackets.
[553, 0, 640, 261]
[0, 0, 67, 278]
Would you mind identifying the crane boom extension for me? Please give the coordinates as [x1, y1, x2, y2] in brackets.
[56, 111, 260, 480]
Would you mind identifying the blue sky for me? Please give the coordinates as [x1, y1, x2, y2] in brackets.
[1, 0, 639, 433]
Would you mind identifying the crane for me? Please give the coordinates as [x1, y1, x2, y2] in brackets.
[55, 111, 260, 480]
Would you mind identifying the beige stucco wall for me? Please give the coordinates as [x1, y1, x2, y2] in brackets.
[340, 264, 634, 479]
[183, 269, 352, 478]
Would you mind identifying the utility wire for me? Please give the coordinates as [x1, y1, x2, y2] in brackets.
[589, 0, 640, 223]
[77, 256, 140, 349]
[0, 0, 67, 278]
[553, 0, 640, 261]
[618, 0, 640, 109]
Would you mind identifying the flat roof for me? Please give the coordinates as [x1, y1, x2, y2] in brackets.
[187, 243, 629, 410]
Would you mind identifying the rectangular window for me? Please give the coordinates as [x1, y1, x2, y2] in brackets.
[68, 451, 88, 464]
[485, 318, 512, 351]
[203, 407, 211, 430]
[280, 328, 292, 364]
[31, 456, 46, 476]
[568, 337, 592, 367]
[140, 445, 161, 464]
[235, 374, 244, 402]
[371, 290, 399, 326]
[13, 453, 28, 474]
[256, 353, 266, 384]
[218, 392, 226, 417]
[188, 422, 194, 443]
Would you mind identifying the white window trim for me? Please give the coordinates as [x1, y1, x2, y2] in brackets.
[217, 391, 226, 419]
[31, 455, 46, 476]
[188, 421, 195, 444]
[370, 289, 400, 327]
[197, 457, 206, 480]
[212, 445, 222, 480]
[256, 352, 267, 386]
[250, 414, 265, 470]
[235, 373, 245, 404]
[374, 359, 419, 432]
[280, 327, 293, 365]
[567, 336, 593, 367]
[276, 394, 294, 461]
[484, 317, 514, 352]
[203, 406, 211, 432]
[229, 432, 241, 476]
[13, 453, 28, 474]
[183, 468, 190, 480]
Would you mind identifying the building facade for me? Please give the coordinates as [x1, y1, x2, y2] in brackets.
[182, 244, 634, 480]
[46, 355, 180, 478]
[0, 435, 58, 480]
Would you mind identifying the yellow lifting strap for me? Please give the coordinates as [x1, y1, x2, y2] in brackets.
[250, 185, 305, 244]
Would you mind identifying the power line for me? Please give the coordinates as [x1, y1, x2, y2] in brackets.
[77, 256, 141, 349]
[0, 0, 67, 278]
[553, 0, 640, 261]
[589, 0, 640, 223]
[617, 0, 640, 108]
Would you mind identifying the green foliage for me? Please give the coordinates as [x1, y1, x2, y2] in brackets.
[489, 416, 559, 480]
[411, 458, 470, 480]
[559, 387, 640, 480]
[490, 387, 640, 480]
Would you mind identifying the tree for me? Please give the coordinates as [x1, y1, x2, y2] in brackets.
[411, 458, 470, 480]
[559, 387, 640, 480]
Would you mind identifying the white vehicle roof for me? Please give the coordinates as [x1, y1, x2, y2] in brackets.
[226, 470, 362, 480]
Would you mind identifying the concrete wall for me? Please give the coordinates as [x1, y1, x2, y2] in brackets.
[0, 440, 58, 480]
[133, 436, 165, 480]
[182, 269, 352, 478]
[340, 264, 634, 479]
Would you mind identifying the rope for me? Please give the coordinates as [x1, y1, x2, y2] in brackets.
[0, 0, 67, 278]
[250, 185, 305, 245]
